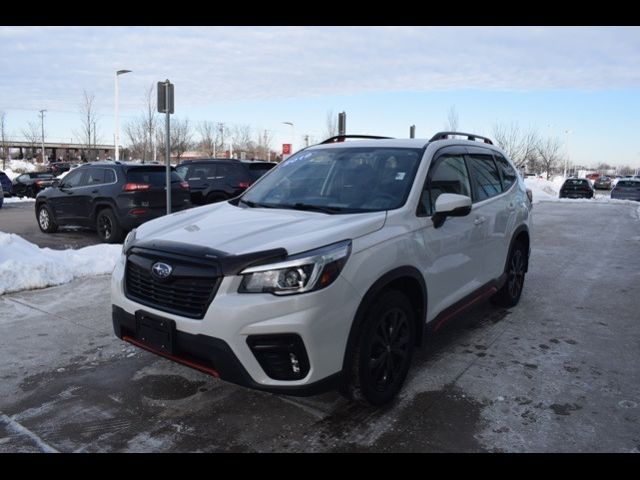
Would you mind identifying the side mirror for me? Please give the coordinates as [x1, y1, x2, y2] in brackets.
[432, 193, 472, 228]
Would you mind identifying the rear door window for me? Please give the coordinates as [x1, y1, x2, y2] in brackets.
[85, 168, 105, 185]
[493, 153, 517, 191]
[466, 153, 502, 201]
[217, 163, 243, 180]
[127, 168, 181, 185]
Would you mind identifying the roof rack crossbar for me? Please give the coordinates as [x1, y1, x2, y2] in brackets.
[429, 131, 493, 145]
[320, 134, 394, 144]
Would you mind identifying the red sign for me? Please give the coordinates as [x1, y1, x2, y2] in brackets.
[282, 143, 291, 155]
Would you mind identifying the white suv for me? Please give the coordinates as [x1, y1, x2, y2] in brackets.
[111, 132, 532, 405]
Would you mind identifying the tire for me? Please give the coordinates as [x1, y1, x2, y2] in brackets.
[96, 208, 123, 243]
[491, 241, 527, 308]
[341, 290, 416, 406]
[37, 204, 58, 233]
[205, 192, 228, 204]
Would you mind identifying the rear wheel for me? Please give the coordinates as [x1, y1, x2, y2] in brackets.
[205, 192, 228, 204]
[491, 241, 526, 307]
[341, 290, 416, 406]
[96, 209, 123, 243]
[37, 204, 58, 233]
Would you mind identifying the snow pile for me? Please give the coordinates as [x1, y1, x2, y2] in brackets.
[524, 176, 560, 203]
[3, 196, 35, 204]
[1, 159, 39, 180]
[0, 232, 121, 295]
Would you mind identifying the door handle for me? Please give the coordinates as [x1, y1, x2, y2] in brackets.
[91, 189, 99, 193]
[473, 216, 486, 226]
[507, 203, 516, 211]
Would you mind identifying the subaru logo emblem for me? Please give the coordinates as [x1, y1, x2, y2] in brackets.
[151, 262, 173, 280]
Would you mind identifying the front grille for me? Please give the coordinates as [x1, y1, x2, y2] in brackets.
[125, 252, 221, 319]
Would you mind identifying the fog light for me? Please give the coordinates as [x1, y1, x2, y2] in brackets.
[290, 353, 300, 374]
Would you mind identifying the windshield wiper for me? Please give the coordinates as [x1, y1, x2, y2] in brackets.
[286, 203, 345, 214]
[239, 198, 276, 209]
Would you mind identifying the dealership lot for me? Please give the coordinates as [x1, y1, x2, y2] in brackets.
[0, 201, 639, 452]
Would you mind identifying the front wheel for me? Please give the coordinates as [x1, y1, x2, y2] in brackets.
[37, 204, 58, 233]
[341, 290, 416, 406]
[491, 241, 527, 307]
[96, 209, 123, 243]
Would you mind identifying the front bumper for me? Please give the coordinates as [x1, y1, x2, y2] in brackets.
[110, 255, 361, 394]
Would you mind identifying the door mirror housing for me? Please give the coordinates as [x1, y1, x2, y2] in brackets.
[432, 193, 472, 228]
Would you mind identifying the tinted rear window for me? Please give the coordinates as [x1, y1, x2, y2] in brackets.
[247, 163, 275, 180]
[564, 179, 589, 186]
[127, 168, 181, 185]
[617, 180, 640, 187]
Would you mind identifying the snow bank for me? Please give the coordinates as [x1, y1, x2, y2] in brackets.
[0, 232, 121, 295]
[1, 159, 39, 180]
[3, 196, 35, 204]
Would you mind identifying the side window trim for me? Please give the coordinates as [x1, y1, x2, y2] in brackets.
[465, 147, 504, 203]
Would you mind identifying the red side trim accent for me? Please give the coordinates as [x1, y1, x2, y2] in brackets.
[433, 286, 498, 332]
[123, 335, 220, 378]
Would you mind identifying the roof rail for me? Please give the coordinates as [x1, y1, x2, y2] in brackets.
[320, 134, 394, 144]
[429, 131, 493, 145]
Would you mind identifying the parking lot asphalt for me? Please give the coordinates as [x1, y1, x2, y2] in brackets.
[0, 201, 101, 250]
[1, 201, 639, 452]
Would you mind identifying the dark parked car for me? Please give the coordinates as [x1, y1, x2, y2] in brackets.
[35, 162, 192, 243]
[593, 176, 612, 190]
[0, 170, 12, 197]
[12, 172, 57, 197]
[611, 179, 640, 202]
[559, 178, 594, 199]
[176, 159, 277, 205]
[47, 162, 73, 176]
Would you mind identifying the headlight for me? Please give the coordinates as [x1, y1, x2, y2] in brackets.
[122, 228, 137, 254]
[239, 240, 352, 295]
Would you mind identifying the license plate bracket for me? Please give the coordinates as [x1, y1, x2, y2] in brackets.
[135, 312, 176, 355]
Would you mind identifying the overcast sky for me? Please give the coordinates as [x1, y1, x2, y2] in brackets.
[1, 26, 640, 166]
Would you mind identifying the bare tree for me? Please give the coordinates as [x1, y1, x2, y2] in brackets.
[197, 121, 216, 157]
[492, 123, 540, 171]
[1, 111, 8, 170]
[22, 121, 41, 160]
[324, 110, 337, 139]
[536, 136, 564, 179]
[232, 125, 254, 157]
[445, 106, 459, 132]
[254, 129, 273, 160]
[170, 118, 193, 163]
[75, 90, 100, 161]
[124, 85, 159, 162]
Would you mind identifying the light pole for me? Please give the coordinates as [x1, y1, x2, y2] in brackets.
[564, 129, 572, 178]
[282, 121, 294, 157]
[39, 109, 46, 163]
[115, 69, 131, 161]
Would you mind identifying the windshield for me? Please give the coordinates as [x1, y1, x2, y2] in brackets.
[564, 179, 589, 186]
[617, 180, 640, 188]
[240, 147, 422, 213]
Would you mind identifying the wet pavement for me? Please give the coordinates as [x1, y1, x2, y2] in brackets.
[1, 201, 639, 452]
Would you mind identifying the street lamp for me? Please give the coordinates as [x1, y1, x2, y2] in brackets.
[283, 121, 294, 157]
[564, 129, 572, 178]
[39, 109, 46, 163]
[115, 69, 132, 161]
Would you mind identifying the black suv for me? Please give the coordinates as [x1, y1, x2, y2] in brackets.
[176, 159, 276, 204]
[35, 162, 192, 243]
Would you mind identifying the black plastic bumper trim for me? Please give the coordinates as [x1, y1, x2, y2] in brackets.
[112, 305, 342, 396]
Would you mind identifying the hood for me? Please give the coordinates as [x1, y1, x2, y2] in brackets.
[135, 201, 386, 256]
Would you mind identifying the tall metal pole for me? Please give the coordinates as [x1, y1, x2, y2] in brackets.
[115, 70, 131, 162]
[39, 109, 46, 163]
[165, 80, 171, 215]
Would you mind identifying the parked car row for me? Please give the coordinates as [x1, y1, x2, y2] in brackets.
[559, 176, 640, 201]
[29, 158, 276, 243]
